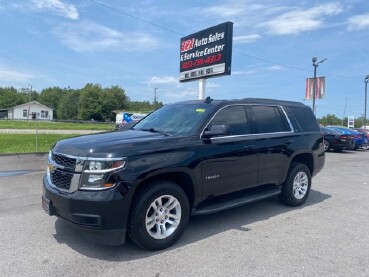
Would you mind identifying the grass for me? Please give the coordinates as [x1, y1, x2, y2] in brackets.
[0, 120, 115, 130]
[0, 134, 78, 154]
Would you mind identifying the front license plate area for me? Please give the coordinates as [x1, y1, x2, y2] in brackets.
[42, 196, 54, 215]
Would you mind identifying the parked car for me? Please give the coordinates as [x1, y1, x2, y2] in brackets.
[320, 127, 353, 152]
[354, 128, 369, 140]
[326, 126, 369, 150]
[43, 98, 325, 250]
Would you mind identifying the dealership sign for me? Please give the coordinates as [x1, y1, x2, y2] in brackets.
[179, 22, 233, 82]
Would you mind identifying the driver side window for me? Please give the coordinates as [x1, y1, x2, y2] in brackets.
[208, 105, 249, 136]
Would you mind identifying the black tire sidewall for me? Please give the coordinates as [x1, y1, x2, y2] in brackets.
[129, 181, 190, 251]
[280, 163, 311, 207]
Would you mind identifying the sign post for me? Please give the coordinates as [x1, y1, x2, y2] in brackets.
[199, 79, 206, 100]
[179, 22, 233, 99]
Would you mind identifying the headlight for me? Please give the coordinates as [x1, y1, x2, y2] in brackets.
[79, 159, 126, 190]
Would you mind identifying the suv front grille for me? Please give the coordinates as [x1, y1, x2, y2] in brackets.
[52, 153, 76, 169]
[50, 170, 73, 190]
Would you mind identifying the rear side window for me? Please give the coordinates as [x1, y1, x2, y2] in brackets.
[249, 105, 290, 134]
[288, 107, 320, 132]
[208, 105, 249, 136]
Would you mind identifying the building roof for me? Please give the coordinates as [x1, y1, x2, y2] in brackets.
[9, 101, 54, 110]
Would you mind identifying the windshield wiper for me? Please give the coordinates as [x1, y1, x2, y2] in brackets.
[139, 128, 170, 136]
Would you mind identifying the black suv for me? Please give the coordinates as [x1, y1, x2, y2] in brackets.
[42, 98, 325, 250]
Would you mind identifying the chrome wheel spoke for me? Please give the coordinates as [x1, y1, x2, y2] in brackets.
[292, 171, 309, 200]
[146, 194, 182, 240]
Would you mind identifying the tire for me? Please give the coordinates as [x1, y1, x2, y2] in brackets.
[128, 181, 190, 251]
[350, 141, 356, 150]
[279, 162, 311, 207]
[323, 140, 330, 152]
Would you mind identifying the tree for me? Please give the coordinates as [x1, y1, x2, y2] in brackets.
[100, 86, 128, 121]
[318, 114, 341, 126]
[57, 89, 81, 120]
[38, 87, 66, 119]
[79, 83, 104, 121]
[0, 87, 26, 108]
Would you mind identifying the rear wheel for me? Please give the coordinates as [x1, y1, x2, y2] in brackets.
[280, 162, 311, 207]
[128, 181, 189, 251]
[323, 140, 330, 152]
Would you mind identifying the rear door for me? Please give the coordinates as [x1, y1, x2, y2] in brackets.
[247, 105, 293, 186]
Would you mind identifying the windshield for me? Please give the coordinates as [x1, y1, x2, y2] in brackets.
[133, 102, 216, 136]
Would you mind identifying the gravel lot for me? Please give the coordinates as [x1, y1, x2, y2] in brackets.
[1, 151, 369, 277]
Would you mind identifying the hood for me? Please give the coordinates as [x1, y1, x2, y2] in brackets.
[52, 130, 168, 158]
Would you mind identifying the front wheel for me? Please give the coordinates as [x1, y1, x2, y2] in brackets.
[279, 162, 311, 207]
[128, 181, 190, 251]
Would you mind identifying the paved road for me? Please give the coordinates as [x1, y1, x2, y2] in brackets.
[1, 151, 369, 276]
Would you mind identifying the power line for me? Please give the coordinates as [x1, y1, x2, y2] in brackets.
[86, 0, 361, 80]
[86, 0, 183, 36]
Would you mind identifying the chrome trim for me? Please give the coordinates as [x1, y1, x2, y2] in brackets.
[48, 151, 126, 193]
[83, 161, 126, 174]
[279, 106, 294, 132]
[210, 131, 294, 141]
[200, 104, 295, 140]
[79, 182, 117, 191]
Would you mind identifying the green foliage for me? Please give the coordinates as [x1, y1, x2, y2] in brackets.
[0, 87, 28, 108]
[318, 114, 342, 126]
[38, 87, 66, 119]
[127, 100, 163, 112]
[57, 89, 80, 120]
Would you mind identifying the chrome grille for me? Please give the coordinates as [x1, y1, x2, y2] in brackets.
[50, 170, 73, 190]
[52, 153, 76, 169]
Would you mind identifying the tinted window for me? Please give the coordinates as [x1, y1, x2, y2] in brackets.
[208, 105, 248, 136]
[289, 107, 320, 132]
[250, 105, 290, 134]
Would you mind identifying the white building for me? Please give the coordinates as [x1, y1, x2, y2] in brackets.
[8, 101, 53, 120]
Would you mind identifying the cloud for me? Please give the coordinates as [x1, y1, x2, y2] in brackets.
[232, 70, 256, 76]
[233, 34, 261, 44]
[347, 13, 369, 30]
[260, 2, 343, 35]
[203, 3, 265, 19]
[31, 0, 79, 20]
[54, 21, 162, 52]
[0, 66, 36, 82]
[147, 76, 178, 85]
[266, 65, 284, 71]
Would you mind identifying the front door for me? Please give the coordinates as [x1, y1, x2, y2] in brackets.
[200, 105, 259, 198]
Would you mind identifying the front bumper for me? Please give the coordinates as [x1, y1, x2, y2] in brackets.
[42, 175, 130, 245]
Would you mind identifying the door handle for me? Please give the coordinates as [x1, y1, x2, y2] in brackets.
[284, 139, 293, 144]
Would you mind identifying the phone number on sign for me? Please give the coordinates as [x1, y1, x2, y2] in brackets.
[181, 54, 222, 70]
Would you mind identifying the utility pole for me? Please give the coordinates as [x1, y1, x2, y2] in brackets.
[312, 57, 327, 115]
[154, 88, 158, 108]
[27, 85, 32, 121]
[365, 75, 369, 129]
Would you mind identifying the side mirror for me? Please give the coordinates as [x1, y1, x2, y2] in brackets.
[203, 124, 229, 138]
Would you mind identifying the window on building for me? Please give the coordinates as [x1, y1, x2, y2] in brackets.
[41, 110, 49, 118]
[23, 109, 27, 117]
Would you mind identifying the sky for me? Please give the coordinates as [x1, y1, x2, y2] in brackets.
[0, 0, 369, 118]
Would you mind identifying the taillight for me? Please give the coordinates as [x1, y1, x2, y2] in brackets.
[354, 135, 359, 138]
[339, 135, 347, 140]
